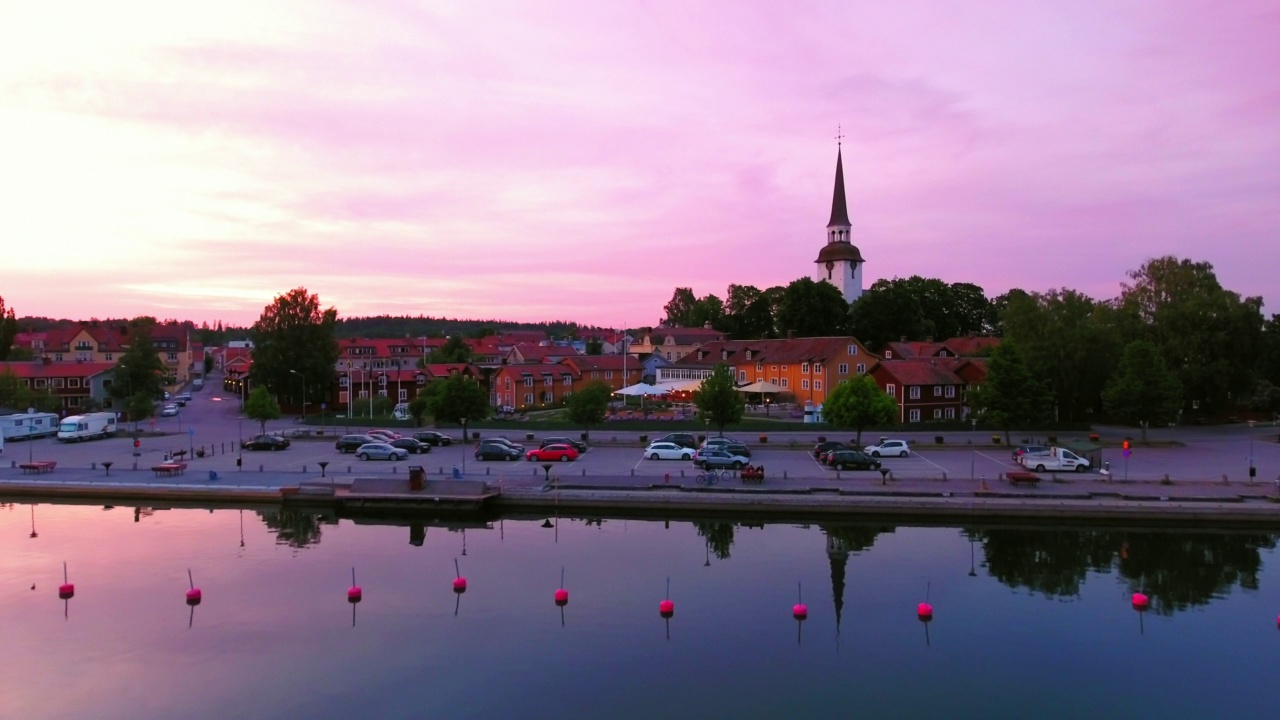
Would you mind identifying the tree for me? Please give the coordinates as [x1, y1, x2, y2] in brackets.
[426, 335, 473, 364]
[1102, 340, 1182, 441]
[250, 288, 339, 412]
[566, 381, 612, 438]
[203, 354, 214, 374]
[110, 321, 167, 403]
[244, 386, 281, 434]
[0, 295, 17, 362]
[662, 288, 699, 327]
[847, 281, 927, 350]
[822, 375, 898, 445]
[424, 374, 489, 436]
[127, 391, 156, 430]
[723, 284, 775, 339]
[408, 393, 431, 427]
[585, 337, 604, 355]
[776, 277, 849, 338]
[970, 341, 1051, 445]
[694, 364, 744, 436]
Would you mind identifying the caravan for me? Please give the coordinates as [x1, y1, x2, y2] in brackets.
[0, 411, 61, 441]
[56, 412, 119, 442]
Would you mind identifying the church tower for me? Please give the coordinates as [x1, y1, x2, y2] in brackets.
[812, 142, 864, 303]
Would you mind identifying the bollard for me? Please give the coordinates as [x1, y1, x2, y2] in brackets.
[259, 464, 263, 472]
[91, 462, 97, 470]
[783, 470, 788, 479]
[486, 467, 490, 475]
[630, 468, 634, 476]
[582, 468, 585, 476]
[664, 473, 670, 484]
[942, 471, 947, 481]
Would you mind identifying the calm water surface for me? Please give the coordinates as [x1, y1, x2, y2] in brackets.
[3, 503, 1279, 719]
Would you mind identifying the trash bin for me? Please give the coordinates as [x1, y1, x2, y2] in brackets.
[452, 465, 463, 479]
[409, 465, 425, 491]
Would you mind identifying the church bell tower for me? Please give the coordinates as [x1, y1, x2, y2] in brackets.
[812, 138, 864, 303]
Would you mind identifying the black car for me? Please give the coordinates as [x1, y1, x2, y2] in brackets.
[475, 441, 522, 461]
[241, 434, 290, 451]
[828, 450, 881, 471]
[477, 437, 525, 452]
[335, 434, 377, 453]
[541, 436, 588, 453]
[659, 433, 698, 449]
[390, 438, 432, 454]
[813, 441, 846, 459]
[412, 430, 453, 446]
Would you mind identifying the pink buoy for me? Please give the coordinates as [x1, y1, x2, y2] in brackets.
[793, 603, 808, 620]
[348, 567, 362, 603]
[659, 599, 675, 618]
[555, 588, 569, 606]
[917, 602, 934, 620]
[58, 562, 74, 599]
[185, 569, 202, 606]
[1132, 592, 1149, 610]
[453, 558, 467, 593]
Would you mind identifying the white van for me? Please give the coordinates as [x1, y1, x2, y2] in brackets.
[1018, 447, 1091, 473]
[0, 411, 61, 440]
[57, 412, 119, 442]
[392, 403, 412, 421]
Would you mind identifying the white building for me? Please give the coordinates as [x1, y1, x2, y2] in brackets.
[812, 145, 865, 303]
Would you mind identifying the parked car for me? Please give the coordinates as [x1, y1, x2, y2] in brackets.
[695, 449, 750, 470]
[526, 444, 579, 462]
[355, 442, 409, 461]
[827, 450, 881, 471]
[241, 434, 290, 451]
[540, 436, 588, 453]
[700, 438, 752, 458]
[658, 433, 698, 449]
[864, 439, 911, 458]
[645, 441, 694, 461]
[160, 404, 179, 417]
[175, 392, 192, 403]
[335, 434, 378, 453]
[367, 429, 402, 441]
[477, 437, 525, 452]
[412, 430, 453, 446]
[813, 441, 846, 459]
[476, 441, 522, 461]
[1012, 445, 1050, 461]
[389, 438, 431, 454]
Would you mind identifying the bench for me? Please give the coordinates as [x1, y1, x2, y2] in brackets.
[19, 461, 57, 474]
[1006, 471, 1040, 486]
[152, 463, 188, 477]
[741, 466, 765, 484]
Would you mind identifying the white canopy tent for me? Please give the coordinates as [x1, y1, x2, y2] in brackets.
[614, 382, 675, 396]
[736, 380, 785, 394]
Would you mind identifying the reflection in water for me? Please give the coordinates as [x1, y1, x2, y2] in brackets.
[694, 521, 735, 560]
[257, 509, 330, 548]
[971, 527, 1277, 615]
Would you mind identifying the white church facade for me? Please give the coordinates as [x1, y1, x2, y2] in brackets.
[812, 146, 865, 303]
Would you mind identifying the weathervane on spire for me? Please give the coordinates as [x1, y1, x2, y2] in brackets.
[835, 124, 844, 147]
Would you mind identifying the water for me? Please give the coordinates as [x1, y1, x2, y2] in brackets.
[3, 503, 1280, 719]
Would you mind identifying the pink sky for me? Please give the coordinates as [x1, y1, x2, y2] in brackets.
[2, 0, 1277, 327]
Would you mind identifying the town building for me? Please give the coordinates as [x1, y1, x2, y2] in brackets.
[629, 325, 726, 362]
[11, 322, 194, 391]
[0, 361, 117, 412]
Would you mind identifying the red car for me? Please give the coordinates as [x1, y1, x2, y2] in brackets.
[525, 444, 579, 462]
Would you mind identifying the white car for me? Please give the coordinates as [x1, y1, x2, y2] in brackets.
[863, 439, 911, 458]
[645, 441, 694, 461]
[160, 404, 179, 417]
[355, 442, 409, 461]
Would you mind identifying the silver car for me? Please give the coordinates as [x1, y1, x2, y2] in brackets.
[355, 442, 409, 461]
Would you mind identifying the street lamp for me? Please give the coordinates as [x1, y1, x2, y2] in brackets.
[290, 369, 307, 421]
[460, 417, 467, 475]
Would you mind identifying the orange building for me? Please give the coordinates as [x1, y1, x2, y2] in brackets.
[560, 355, 642, 393]
[679, 336, 878, 406]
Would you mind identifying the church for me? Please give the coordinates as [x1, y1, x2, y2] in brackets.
[811, 144, 865, 303]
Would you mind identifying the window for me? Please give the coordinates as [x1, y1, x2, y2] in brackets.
[340, 377, 349, 387]
[909, 386, 921, 399]
[523, 377, 533, 387]
[68, 378, 81, 388]
[104, 353, 112, 361]
[504, 378, 511, 389]
[945, 407, 956, 419]
[67, 397, 80, 407]
[756, 362, 763, 371]
[398, 389, 408, 401]
[378, 375, 387, 386]
[909, 409, 921, 422]
[884, 350, 893, 359]
[847, 345, 858, 355]
[378, 389, 387, 398]
[52, 378, 65, 388]
[54, 354, 63, 362]
[771, 366, 778, 372]
[563, 376, 572, 386]
[738, 370, 746, 382]
[167, 353, 177, 362]
[856, 363, 866, 374]
[417, 375, 426, 385]
[781, 365, 788, 372]
[814, 381, 822, 391]
[801, 379, 810, 390]
[605, 371, 613, 379]
[339, 391, 349, 403]
[34, 379, 47, 389]
[544, 376, 553, 386]
[591, 371, 599, 379]
[780, 378, 789, 388]
[524, 393, 534, 404]
[543, 391, 553, 403]
[933, 386, 942, 397]
[886, 383, 896, 397]
[801, 363, 810, 373]
[814, 365, 822, 374]
[945, 386, 956, 398]
[933, 409, 942, 419]
[838, 363, 849, 374]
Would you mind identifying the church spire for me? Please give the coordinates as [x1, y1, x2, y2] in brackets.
[827, 132, 851, 229]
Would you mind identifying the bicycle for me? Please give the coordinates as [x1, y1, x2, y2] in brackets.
[695, 469, 722, 486]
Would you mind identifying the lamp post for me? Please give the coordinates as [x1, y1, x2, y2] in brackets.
[289, 369, 307, 422]
[460, 417, 467, 476]
[970, 417, 977, 481]
[371, 372, 379, 419]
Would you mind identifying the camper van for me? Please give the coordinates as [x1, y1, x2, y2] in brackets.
[56, 412, 119, 442]
[0, 411, 61, 441]
[392, 403, 412, 422]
